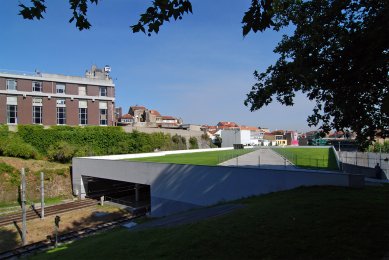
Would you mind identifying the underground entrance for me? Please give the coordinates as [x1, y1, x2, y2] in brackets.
[81, 175, 150, 213]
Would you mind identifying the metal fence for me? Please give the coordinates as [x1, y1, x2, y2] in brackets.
[273, 147, 335, 170]
[338, 151, 389, 176]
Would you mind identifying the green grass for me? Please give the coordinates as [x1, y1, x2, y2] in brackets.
[273, 147, 339, 170]
[0, 196, 67, 210]
[31, 185, 389, 259]
[126, 149, 255, 166]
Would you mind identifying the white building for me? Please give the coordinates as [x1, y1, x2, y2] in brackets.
[221, 129, 264, 147]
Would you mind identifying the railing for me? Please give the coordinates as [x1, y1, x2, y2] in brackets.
[272, 147, 338, 170]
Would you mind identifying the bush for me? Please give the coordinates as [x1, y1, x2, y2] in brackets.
[2, 136, 39, 159]
[368, 141, 389, 153]
[47, 141, 76, 163]
[0, 162, 16, 175]
[189, 137, 199, 149]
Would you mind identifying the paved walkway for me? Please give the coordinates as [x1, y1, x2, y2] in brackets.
[218, 148, 297, 170]
[124, 204, 244, 231]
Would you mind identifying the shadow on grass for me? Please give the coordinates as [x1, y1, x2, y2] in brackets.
[0, 228, 20, 253]
[48, 207, 131, 241]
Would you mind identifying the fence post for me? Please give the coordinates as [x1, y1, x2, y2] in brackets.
[355, 152, 357, 165]
[41, 172, 44, 219]
[21, 168, 27, 246]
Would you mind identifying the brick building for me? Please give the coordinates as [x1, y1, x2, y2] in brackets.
[0, 65, 115, 126]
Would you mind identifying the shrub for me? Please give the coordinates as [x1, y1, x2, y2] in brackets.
[2, 136, 39, 159]
[0, 162, 16, 175]
[189, 137, 199, 149]
[201, 133, 209, 140]
[47, 141, 76, 163]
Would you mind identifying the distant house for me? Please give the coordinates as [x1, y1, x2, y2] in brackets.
[217, 121, 239, 129]
[285, 131, 299, 146]
[159, 116, 180, 128]
[220, 128, 264, 147]
[129, 105, 146, 123]
[119, 113, 134, 125]
[126, 105, 182, 128]
[147, 109, 162, 124]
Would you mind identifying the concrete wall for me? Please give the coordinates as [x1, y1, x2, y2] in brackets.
[123, 125, 204, 138]
[72, 155, 361, 217]
[221, 130, 241, 147]
[339, 151, 389, 179]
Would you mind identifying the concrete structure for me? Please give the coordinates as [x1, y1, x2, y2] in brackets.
[221, 129, 264, 147]
[0, 66, 115, 126]
[219, 148, 296, 170]
[72, 148, 364, 217]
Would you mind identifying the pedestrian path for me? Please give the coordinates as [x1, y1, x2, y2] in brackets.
[218, 148, 297, 170]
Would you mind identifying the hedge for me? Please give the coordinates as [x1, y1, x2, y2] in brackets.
[14, 125, 189, 161]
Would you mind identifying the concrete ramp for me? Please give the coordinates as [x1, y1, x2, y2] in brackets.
[219, 148, 296, 170]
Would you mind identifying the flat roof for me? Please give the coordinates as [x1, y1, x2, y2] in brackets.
[0, 71, 115, 87]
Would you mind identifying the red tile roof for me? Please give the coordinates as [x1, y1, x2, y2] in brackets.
[130, 106, 146, 110]
[121, 114, 134, 119]
[150, 110, 161, 116]
[217, 121, 239, 127]
[162, 116, 176, 120]
[240, 125, 259, 131]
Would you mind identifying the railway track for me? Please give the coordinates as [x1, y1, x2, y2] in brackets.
[0, 199, 98, 227]
[0, 214, 144, 259]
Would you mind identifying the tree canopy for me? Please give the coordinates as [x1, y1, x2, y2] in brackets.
[243, 0, 389, 148]
[17, 0, 389, 148]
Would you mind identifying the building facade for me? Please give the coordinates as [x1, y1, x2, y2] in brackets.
[0, 66, 115, 126]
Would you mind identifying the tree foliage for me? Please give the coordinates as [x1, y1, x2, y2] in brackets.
[243, 0, 389, 148]
[18, 0, 192, 34]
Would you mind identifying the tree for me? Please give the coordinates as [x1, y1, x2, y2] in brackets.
[243, 0, 389, 149]
[18, 0, 193, 35]
[18, 0, 389, 148]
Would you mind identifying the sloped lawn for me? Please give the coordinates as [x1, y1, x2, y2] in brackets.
[32, 185, 389, 259]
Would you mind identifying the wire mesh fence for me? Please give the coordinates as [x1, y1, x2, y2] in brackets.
[272, 147, 338, 170]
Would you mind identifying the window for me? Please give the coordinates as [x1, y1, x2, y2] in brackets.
[32, 98, 43, 124]
[56, 98, 66, 125]
[100, 109, 107, 125]
[33, 106, 42, 124]
[56, 99, 66, 106]
[79, 100, 88, 125]
[57, 107, 66, 125]
[7, 105, 17, 124]
[79, 86, 86, 96]
[56, 83, 65, 94]
[33, 81, 43, 92]
[6, 79, 17, 91]
[6, 96, 17, 124]
[99, 86, 107, 97]
[99, 101, 108, 125]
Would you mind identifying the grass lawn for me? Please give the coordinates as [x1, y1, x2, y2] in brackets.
[273, 147, 339, 170]
[126, 149, 255, 166]
[0, 196, 65, 210]
[31, 185, 389, 259]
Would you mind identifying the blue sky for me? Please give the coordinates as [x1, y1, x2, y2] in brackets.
[0, 0, 317, 131]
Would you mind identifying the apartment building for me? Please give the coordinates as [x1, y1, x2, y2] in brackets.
[0, 65, 115, 126]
